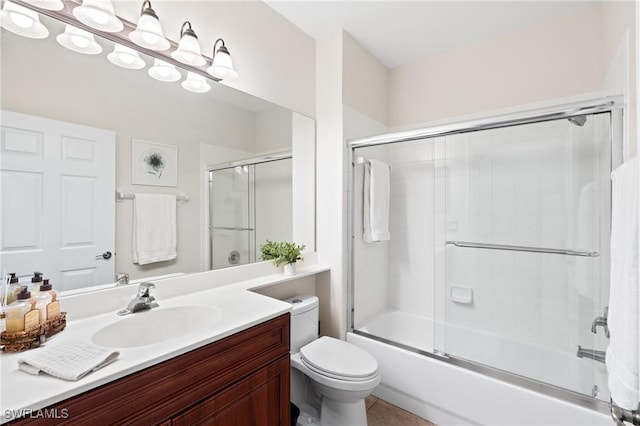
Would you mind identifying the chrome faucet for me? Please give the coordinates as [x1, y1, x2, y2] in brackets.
[117, 282, 159, 316]
[591, 306, 610, 338]
[115, 272, 129, 286]
[576, 345, 606, 364]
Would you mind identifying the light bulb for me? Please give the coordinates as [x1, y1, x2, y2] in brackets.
[57, 24, 102, 55]
[87, 8, 109, 25]
[10, 11, 32, 28]
[148, 59, 180, 82]
[70, 34, 90, 48]
[141, 31, 159, 45]
[182, 72, 210, 93]
[108, 44, 145, 69]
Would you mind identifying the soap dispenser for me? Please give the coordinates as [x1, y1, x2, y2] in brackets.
[5, 286, 39, 332]
[30, 272, 43, 293]
[6, 273, 20, 304]
[35, 279, 58, 322]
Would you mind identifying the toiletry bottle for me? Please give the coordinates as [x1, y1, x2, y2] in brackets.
[30, 272, 43, 294]
[39, 279, 57, 302]
[40, 279, 60, 320]
[34, 290, 51, 324]
[6, 273, 20, 305]
[35, 279, 57, 322]
[5, 287, 38, 333]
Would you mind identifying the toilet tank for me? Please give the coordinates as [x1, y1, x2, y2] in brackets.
[285, 295, 319, 352]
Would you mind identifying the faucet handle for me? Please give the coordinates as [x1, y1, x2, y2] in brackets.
[591, 306, 610, 339]
[138, 281, 156, 297]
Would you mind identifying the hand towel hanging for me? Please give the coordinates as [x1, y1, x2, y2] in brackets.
[132, 193, 177, 265]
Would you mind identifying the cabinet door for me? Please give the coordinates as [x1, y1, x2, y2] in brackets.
[172, 355, 290, 426]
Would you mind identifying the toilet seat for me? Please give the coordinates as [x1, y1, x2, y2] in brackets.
[299, 336, 378, 382]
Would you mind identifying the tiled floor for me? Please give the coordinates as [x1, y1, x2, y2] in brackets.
[366, 396, 436, 426]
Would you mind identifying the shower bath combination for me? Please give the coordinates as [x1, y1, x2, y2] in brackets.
[347, 97, 624, 425]
[208, 152, 292, 270]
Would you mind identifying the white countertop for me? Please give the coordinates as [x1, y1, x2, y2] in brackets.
[0, 261, 329, 424]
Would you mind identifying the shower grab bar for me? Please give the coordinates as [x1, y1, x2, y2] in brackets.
[445, 241, 599, 257]
[209, 226, 255, 231]
[611, 400, 640, 426]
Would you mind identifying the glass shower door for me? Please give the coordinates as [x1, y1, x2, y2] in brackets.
[439, 113, 612, 401]
[209, 166, 255, 269]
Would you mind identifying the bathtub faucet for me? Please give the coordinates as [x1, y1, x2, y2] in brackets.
[576, 345, 606, 364]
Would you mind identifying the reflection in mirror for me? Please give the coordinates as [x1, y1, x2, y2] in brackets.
[209, 152, 292, 270]
[0, 12, 315, 294]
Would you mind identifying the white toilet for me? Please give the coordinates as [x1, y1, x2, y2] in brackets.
[286, 295, 380, 426]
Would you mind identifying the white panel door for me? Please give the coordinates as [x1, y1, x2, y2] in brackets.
[0, 110, 116, 292]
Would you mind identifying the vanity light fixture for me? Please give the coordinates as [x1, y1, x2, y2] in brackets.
[181, 71, 210, 93]
[171, 21, 205, 66]
[0, 0, 49, 39]
[129, 0, 169, 51]
[206, 38, 238, 80]
[22, 0, 63, 11]
[148, 58, 181, 82]
[107, 43, 145, 69]
[56, 24, 102, 55]
[73, 0, 123, 33]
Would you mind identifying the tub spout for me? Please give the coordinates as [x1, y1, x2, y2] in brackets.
[576, 345, 606, 364]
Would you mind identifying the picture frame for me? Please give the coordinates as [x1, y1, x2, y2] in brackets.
[131, 139, 178, 187]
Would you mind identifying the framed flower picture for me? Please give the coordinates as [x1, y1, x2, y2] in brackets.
[131, 139, 178, 187]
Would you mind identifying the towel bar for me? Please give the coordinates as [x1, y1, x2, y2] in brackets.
[116, 189, 189, 202]
[445, 241, 599, 257]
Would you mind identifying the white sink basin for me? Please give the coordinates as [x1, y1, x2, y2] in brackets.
[92, 305, 222, 348]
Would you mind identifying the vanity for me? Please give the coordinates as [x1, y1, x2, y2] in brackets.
[1, 261, 329, 425]
[12, 315, 290, 425]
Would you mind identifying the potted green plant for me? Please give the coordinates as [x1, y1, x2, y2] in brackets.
[260, 240, 306, 276]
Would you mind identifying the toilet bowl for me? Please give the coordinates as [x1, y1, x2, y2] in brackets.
[286, 295, 380, 426]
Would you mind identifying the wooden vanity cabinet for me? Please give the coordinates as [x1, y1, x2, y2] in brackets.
[12, 313, 290, 426]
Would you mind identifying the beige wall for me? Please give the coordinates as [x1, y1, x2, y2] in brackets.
[388, 4, 607, 128]
[602, 0, 637, 157]
[343, 32, 390, 126]
[112, 1, 316, 118]
[315, 30, 345, 338]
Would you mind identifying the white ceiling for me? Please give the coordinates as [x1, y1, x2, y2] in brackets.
[264, 1, 598, 69]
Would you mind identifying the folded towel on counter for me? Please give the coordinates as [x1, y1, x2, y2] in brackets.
[132, 193, 177, 265]
[363, 159, 391, 242]
[606, 156, 639, 410]
[18, 340, 119, 381]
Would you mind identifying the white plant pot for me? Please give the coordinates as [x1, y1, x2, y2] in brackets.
[284, 263, 297, 276]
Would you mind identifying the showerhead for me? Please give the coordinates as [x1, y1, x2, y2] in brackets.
[568, 115, 587, 127]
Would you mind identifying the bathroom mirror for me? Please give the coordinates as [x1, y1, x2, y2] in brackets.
[0, 13, 315, 292]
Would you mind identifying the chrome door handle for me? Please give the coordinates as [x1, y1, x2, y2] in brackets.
[96, 251, 113, 260]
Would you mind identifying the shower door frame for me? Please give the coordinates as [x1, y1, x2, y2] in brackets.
[346, 96, 624, 414]
[208, 151, 292, 270]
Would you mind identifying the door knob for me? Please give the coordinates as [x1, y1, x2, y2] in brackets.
[96, 251, 113, 260]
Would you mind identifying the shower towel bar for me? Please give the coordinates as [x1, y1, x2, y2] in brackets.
[611, 400, 640, 425]
[116, 190, 189, 202]
[209, 226, 255, 231]
[355, 156, 392, 169]
[445, 241, 599, 257]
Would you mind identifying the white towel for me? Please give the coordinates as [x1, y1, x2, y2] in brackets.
[132, 193, 177, 265]
[18, 340, 119, 381]
[606, 156, 639, 410]
[363, 159, 391, 242]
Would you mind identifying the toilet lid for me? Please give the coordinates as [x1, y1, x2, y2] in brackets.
[299, 336, 378, 380]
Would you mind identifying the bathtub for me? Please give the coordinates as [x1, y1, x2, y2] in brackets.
[348, 310, 610, 426]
